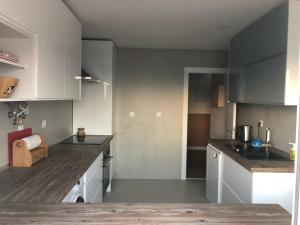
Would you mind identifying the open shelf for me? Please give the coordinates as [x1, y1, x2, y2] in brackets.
[0, 58, 26, 69]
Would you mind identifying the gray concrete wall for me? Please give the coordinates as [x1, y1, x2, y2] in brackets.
[115, 48, 228, 179]
[0, 101, 73, 167]
[237, 104, 297, 152]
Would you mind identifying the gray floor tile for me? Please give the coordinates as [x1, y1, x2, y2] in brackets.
[104, 179, 208, 203]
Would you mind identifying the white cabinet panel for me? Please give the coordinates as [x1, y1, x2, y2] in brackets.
[36, 0, 65, 99]
[82, 41, 113, 83]
[0, 0, 37, 33]
[222, 154, 252, 203]
[252, 172, 294, 213]
[206, 144, 223, 203]
[0, 0, 81, 101]
[85, 152, 103, 203]
[64, 6, 81, 100]
[221, 182, 242, 204]
[73, 40, 114, 135]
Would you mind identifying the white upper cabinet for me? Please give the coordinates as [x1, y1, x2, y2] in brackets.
[0, 0, 82, 101]
[36, 0, 66, 99]
[64, 7, 81, 100]
[228, 1, 300, 105]
[0, 0, 38, 33]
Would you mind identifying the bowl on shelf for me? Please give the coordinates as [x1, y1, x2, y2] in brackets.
[0, 77, 19, 98]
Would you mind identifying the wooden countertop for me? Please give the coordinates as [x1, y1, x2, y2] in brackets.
[0, 203, 291, 224]
[209, 139, 294, 173]
[0, 135, 113, 203]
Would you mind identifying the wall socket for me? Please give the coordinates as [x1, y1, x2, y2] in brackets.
[129, 112, 135, 118]
[258, 120, 264, 127]
[42, 120, 47, 128]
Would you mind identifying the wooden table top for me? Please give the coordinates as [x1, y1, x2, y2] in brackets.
[0, 203, 291, 224]
[209, 139, 294, 173]
[0, 135, 113, 203]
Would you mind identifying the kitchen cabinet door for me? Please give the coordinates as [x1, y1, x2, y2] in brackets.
[0, 0, 38, 33]
[36, 0, 65, 99]
[230, 2, 288, 66]
[64, 5, 81, 100]
[222, 154, 252, 203]
[221, 182, 242, 204]
[243, 54, 286, 104]
[85, 153, 103, 203]
[206, 145, 222, 203]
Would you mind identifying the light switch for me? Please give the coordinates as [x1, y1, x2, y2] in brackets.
[129, 112, 135, 118]
[156, 112, 162, 118]
[42, 120, 47, 128]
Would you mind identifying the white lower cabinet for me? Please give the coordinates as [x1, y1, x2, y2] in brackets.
[222, 154, 252, 203]
[63, 152, 103, 203]
[208, 144, 295, 213]
[206, 144, 223, 203]
[221, 182, 242, 203]
[84, 152, 103, 203]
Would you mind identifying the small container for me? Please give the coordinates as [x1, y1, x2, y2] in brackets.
[0, 77, 19, 98]
[251, 138, 263, 148]
[289, 143, 296, 161]
[77, 128, 85, 137]
[265, 128, 271, 144]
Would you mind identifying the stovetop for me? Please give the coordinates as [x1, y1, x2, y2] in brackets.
[225, 144, 290, 161]
[61, 135, 108, 145]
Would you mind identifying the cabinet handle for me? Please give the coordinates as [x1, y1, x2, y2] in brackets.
[213, 153, 218, 158]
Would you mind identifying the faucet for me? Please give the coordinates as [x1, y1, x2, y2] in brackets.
[7, 102, 29, 125]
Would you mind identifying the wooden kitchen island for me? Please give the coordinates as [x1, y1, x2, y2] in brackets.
[0, 203, 291, 224]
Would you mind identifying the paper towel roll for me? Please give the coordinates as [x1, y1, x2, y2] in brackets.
[22, 135, 42, 151]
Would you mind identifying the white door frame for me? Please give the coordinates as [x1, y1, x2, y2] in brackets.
[181, 67, 228, 180]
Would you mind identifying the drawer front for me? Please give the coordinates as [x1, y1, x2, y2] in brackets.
[222, 154, 252, 203]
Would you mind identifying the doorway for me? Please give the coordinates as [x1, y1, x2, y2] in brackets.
[186, 74, 211, 178]
[181, 67, 233, 180]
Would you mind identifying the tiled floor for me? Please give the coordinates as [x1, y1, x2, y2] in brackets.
[104, 179, 208, 203]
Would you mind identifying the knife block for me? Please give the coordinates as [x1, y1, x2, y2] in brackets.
[12, 134, 48, 167]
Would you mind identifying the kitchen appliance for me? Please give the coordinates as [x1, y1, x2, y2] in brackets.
[236, 125, 252, 142]
[61, 135, 108, 145]
[63, 178, 85, 203]
[251, 138, 263, 148]
[102, 144, 112, 194]
[75, 69, 101, 83]
[206, 144, 223, 203]
[226, 144, 290, 160]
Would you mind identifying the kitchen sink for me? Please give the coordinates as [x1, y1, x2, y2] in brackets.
[225, 144, 290, 161]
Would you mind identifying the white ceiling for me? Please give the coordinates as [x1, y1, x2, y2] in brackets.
[64, 0, 286, 50]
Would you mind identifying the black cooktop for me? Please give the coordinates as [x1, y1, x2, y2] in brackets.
[61, 135, 108, 145]
[226, 144, 290, 161]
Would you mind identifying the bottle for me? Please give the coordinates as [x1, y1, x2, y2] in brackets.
[289, 143, 296, 161]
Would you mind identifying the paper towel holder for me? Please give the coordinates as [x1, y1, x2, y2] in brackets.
[12, 134, 48, 167]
